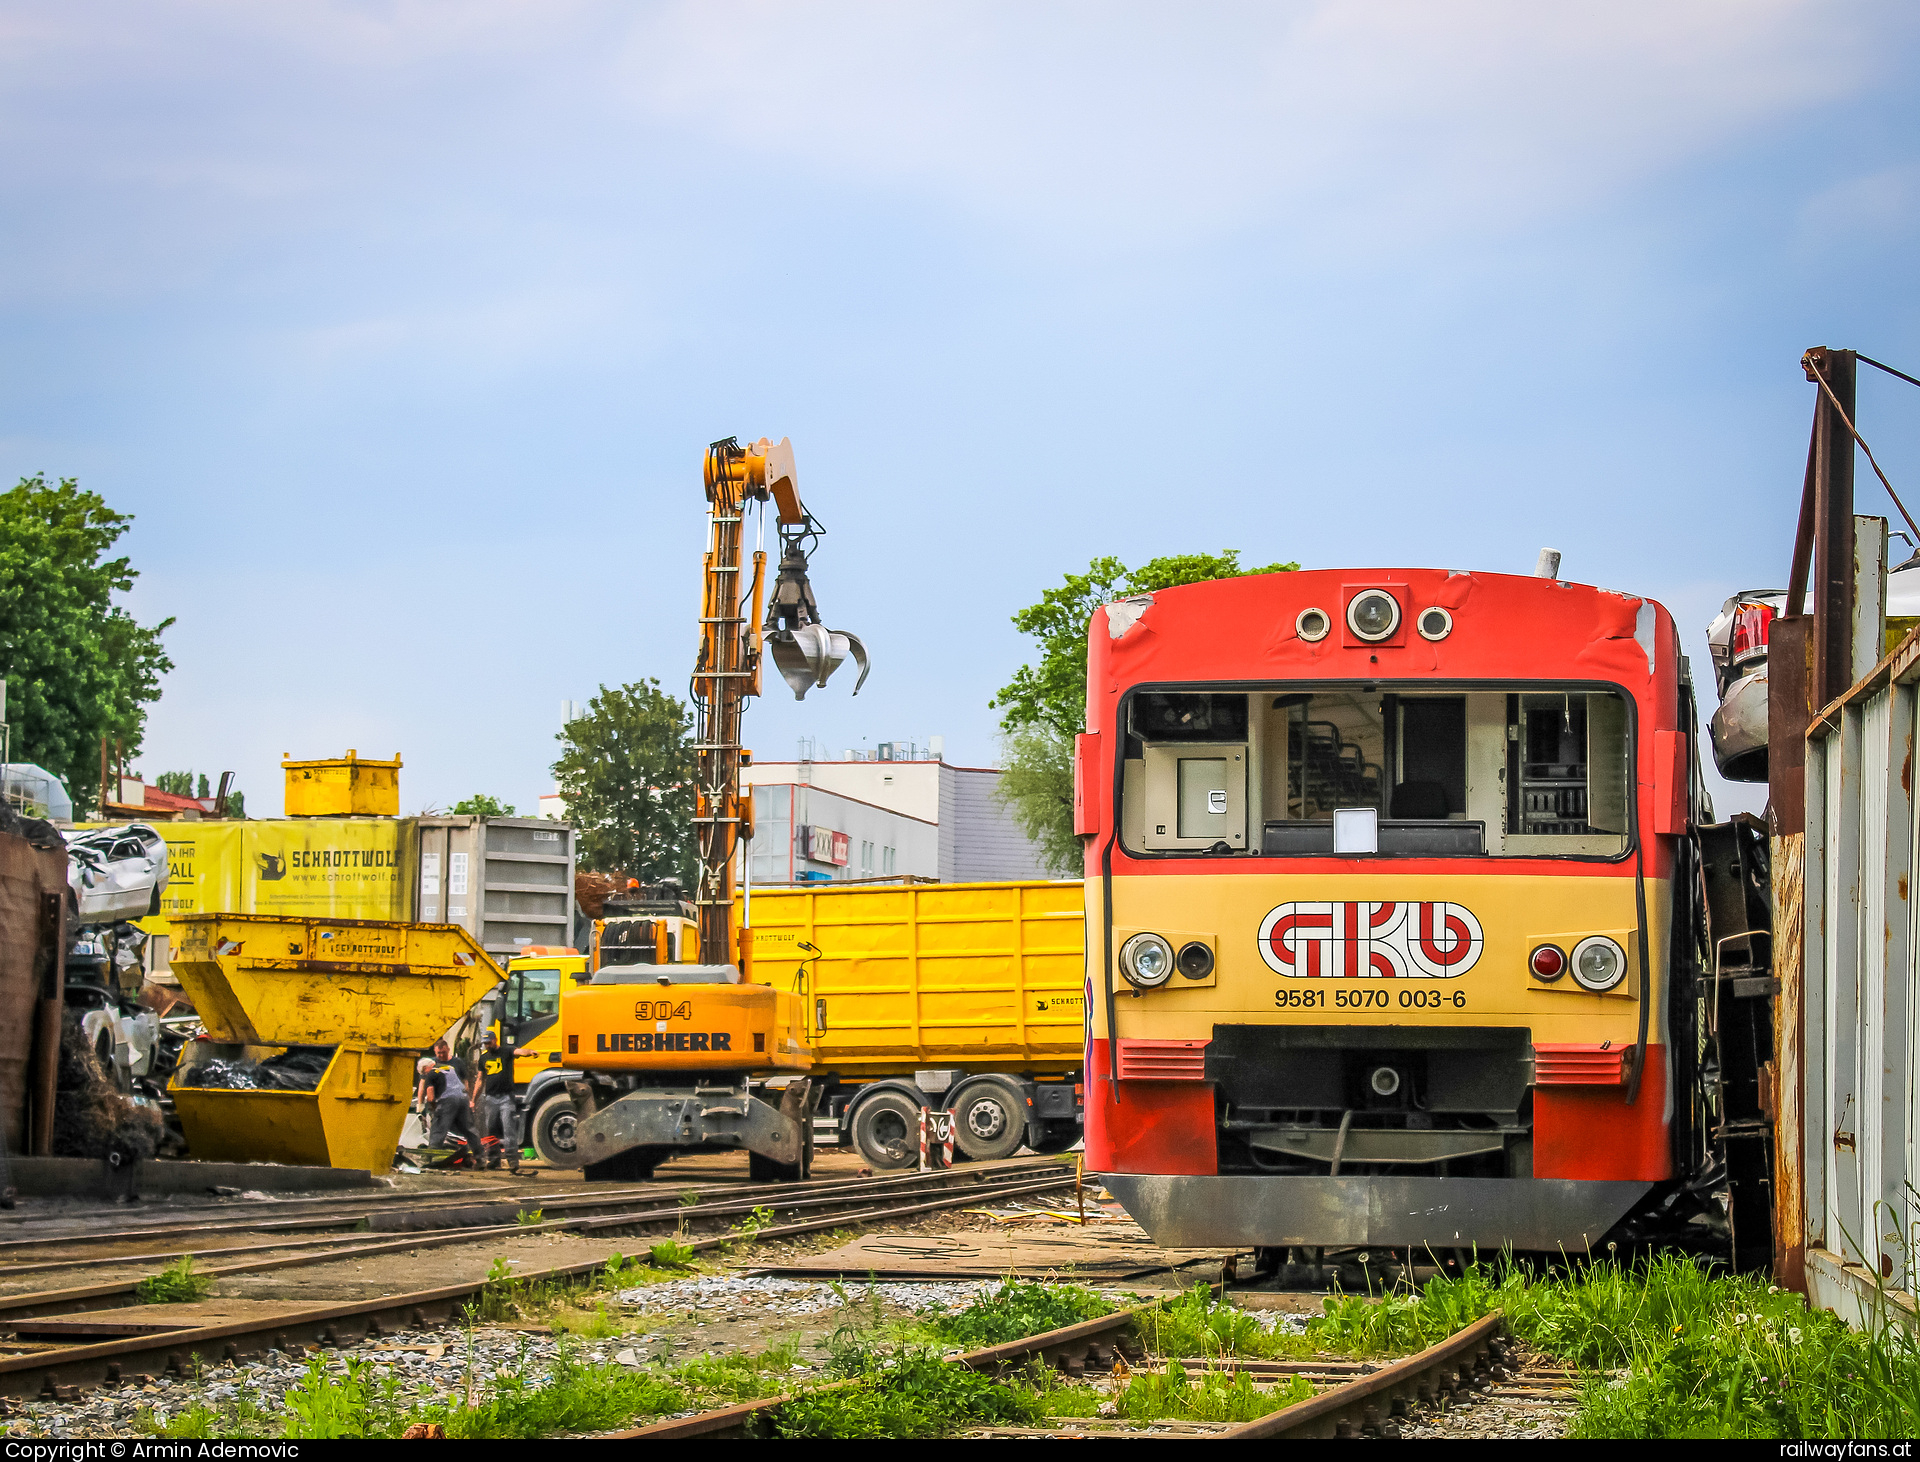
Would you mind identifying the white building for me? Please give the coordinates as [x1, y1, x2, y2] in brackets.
[740, 748, 1053, 886]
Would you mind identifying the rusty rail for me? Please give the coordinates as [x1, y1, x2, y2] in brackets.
[623, 1304, 1510, 1441]
[1222, 1310, 1509, 1439]
[0, 1164, 1075, 1399]
[619, 1292, 1178, 1439]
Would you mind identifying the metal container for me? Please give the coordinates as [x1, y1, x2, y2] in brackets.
[412, 817, 575, 965]
[282, 751, 402, 817]
[169, 1046, 420, 1173]
[167, 913, 504, 1170]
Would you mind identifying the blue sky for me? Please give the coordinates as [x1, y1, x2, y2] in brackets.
[4, 1, 1917, 817]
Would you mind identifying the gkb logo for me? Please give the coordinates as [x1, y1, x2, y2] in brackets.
[1257, 901, 1483, 979]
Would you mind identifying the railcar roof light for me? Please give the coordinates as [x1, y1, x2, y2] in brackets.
[1120, 932, 1175, 989]
[1296, 607, 1331, 642]
[1417, 606, 1453, 640]
[1347, 589, 1400, 641]
[1570, 935, 1627, 992]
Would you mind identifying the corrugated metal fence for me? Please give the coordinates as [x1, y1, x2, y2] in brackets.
[1800, 629, 1920, 1325]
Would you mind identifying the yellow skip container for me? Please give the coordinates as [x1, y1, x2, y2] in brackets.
[282, 750, 402, 817]
[168, 913, 503, 1171]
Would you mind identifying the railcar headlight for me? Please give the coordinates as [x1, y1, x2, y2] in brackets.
[1416, 606, 1453, 640]
[1529, 944, 1566, 982]
[1569, 935, 1627, 992]
[1347, 589, 1401, 641]
[1176, 941, 1215, 980]
[1296, 607, 1331, 642]
[1120, 933, 1175, 989]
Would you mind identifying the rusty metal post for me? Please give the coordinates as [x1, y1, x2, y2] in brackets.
[28, 889, 63, 1156]
[1768, 615, 1812, 1290]
[1807, 347, 1857, 712]
[1769, 344, 1856, 1291]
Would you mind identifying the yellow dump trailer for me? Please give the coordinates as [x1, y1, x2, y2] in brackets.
[167, 913, 503, 1171]
[746, 880, 1085, 1073]
[742, 880, 1088, 1169]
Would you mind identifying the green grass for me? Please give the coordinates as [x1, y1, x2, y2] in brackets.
[1136, 1284, 1305, 1360]
[920, 1279, 1113, 1350]
[1115, 1361, 1313, 1423]
[1521, 1256, 1920, 1440]
[516, 1208, 545, 1226]
[135, 1255, 215, 1304]
[676, 1337, 803, 1402]
[139, 1333, 817, 1440]
[414, 1347, 687, 1438]
[771, 1345, 1042, 1439]
[1289, 1252, 1920, 1440]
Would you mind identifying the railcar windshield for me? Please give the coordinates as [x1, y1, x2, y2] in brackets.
[1120, 685, 1631, 858]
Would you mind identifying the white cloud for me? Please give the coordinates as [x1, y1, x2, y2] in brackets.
[614, 0, 1888, 250]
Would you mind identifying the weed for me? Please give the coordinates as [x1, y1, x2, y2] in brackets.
[468, 1256, 519, 1324]
[822, 1279, 892, 1376]
[774, 1345, 1041, 1439]
[921, 1279, 1112, 1351]
[282, 1355, 408, 1439]
[517, 1208, 545, 1226]
[731, 1204, 776, 1240]
[649, 1239, 696, 1270]
[679, 1189, 701, 1207]
[135, 1255, 214, 1304]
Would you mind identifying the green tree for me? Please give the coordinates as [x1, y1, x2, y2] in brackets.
[991, 550, 1297, 872]
[451, 793, 516, 817]
[154, 770, 246, 818]
[0, 476, 174, 813]
[552, 679, 695, 881]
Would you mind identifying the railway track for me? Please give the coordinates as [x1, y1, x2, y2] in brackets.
[0, 1158, 1052, 1255]
[0, 1158, 1077, 1400]
[622, 1301, 1560, 1441]
[0, 1159, 1070, 1314]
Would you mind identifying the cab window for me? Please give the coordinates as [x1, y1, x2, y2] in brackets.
[507, 967, 563, 1028]
[1120, 685, 1631, 858]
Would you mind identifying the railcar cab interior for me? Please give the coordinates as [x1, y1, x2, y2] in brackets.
[1120, 685, 1633, 859]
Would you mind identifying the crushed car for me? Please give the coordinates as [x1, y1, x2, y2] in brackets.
[64, 823, 169, 922]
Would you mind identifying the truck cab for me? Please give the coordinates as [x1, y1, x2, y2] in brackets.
[492, 947, 585, 1086]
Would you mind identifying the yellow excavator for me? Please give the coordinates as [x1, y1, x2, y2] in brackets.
[550, 437, 867, 1181]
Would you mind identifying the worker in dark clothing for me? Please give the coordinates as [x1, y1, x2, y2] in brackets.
[472, 1031, 521, 1174]
[416, 1055, 476, 1161]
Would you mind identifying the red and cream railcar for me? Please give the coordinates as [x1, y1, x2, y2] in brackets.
[1078, 568, 1704, 1254]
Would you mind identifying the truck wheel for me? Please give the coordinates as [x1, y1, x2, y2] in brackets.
[951, 1079, 1026, 1162]
[529, 1092, 583, 1168]
[851, 1091, 920, 1170]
